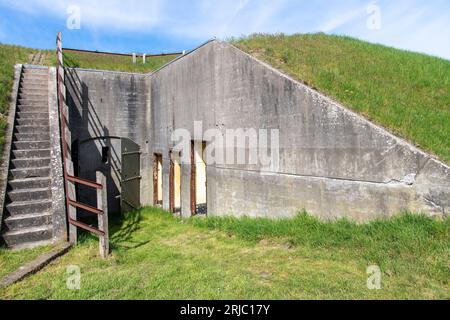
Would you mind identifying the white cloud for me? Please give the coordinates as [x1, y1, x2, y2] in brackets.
[318, 5, 366, 33]
[0, 0, 162, 31]
[0, 0, 449, 59]
[347, 0, 450, 59]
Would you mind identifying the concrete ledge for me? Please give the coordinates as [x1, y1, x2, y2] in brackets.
[0, 242, 71, 289]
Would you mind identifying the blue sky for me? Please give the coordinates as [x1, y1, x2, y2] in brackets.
[0, 0, 449, 59]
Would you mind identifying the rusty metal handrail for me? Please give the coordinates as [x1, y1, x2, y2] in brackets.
[67, 175, 103, 189]
[68, 199, 103, 215]
[69, 219, 105, 237]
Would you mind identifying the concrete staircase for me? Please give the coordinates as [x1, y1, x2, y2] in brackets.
[1, 66, 54, 249]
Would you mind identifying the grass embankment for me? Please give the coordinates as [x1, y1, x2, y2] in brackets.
[0, 44, 52, 157]
[63, 50, 179, 73]
[233, 33, 450, 163]
[1, 207, 448, 299]
[0, 245, 53, 280]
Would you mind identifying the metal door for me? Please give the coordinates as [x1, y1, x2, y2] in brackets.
[121, 138, 141, 213]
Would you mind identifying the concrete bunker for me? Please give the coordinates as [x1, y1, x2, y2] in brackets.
[63, 40, 449, 222]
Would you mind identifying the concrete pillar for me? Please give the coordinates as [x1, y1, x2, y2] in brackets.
[132, 53, 136, 64]
[206, 165, 215, 216]
[142, 54, 146, 64]
[162, 154, 170, 211]
[181, 162, 192, 217]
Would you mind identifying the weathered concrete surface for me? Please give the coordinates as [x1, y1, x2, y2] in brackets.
[65, 68, 151, 213]
[48, 67, 67, 241]
[65, 40, 449, 222]
[150, 40, 449, 221]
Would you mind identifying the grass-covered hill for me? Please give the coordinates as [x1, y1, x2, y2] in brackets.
[233, 33, 450, 164]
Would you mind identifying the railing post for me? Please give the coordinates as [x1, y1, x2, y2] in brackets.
[97, 171, 109, 258]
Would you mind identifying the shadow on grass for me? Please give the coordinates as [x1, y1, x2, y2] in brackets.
[109, 209, 150, 250]
[74, 208, 149, 251]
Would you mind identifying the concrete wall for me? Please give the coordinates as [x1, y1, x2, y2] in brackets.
[48, 67, 66, 240]
[150, 40, 449, 222]
[66, 40, 449, 222]
[65, 68, 152, 213]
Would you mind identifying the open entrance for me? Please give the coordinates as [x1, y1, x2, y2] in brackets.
[191, 141, 207, 215]
[153, 154, 163, 207]
[169, 151, 182, 214]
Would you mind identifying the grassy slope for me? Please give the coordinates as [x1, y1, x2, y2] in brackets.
[1, 208, 448, 299]
[233, 34, 450, 163]
[0, 245, 53, 279]
[63, 51, 179, 73]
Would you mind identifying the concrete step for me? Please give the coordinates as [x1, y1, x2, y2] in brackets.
[16, 112, 49, 120]
[19, 88, 48, 95]
[8, 177, 51, 190]
[14, 125, 49, 134]
[18, 98, 48, 105]
[13, 140, 51, 150]
[9, 166, 50, 179]
[3, 212, 52, 231]
[14, 132, 50, 141]
[16, 118, 49, 126]
[11, 157, 51, 169]
[19, 93, 48, 100]
[19, 87, 47, 94]
[17, 106, 48, 114]
[1, 225, 52, 248]
[20, 82, 47, 89]
[23, 68, 48, 75]
[5, 199, 52, 216]
[22, 74, 48, 81]
[7, 187, 51, 202]
[12, 148, 51, 159]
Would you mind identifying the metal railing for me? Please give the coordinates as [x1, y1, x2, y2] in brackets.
[56, 32, 109, 258]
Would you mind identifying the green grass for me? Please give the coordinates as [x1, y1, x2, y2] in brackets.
[63, 51, 180, 73]
[0, 244, 53, 280]
[233, 33, 450, 163]
[1, 207, 448, 299]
